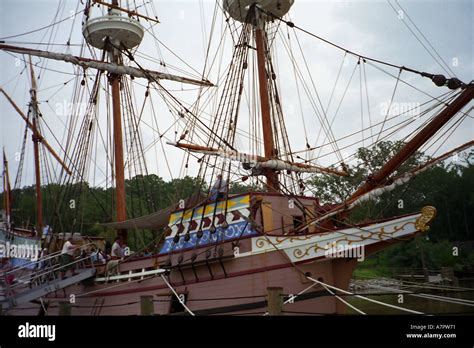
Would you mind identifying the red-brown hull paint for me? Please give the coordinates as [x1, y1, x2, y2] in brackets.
[9, 232, 414, 316]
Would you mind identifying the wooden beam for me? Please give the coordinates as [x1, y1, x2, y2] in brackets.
[0, 44, 213, 87]
[347, 83, 474, 203]
[255, 16, 279, 192]
[266, 287, 283, 315]
[261, 201, 274, 233]
[2, 149, 12, 222]
[32, 114, 43, 234]
[109, 3, 128, 243]
[29, 58, 43, 234]
[93, 0, 160, 24]
[110, 73, 127, 243]
[168, 141, 349, 176]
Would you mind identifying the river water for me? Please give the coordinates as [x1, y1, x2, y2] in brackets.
[346, 279, 474, 315]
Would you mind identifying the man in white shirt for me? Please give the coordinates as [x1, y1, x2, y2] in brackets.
[111, 237, 123, 259]
[60, 237, 79, 279]
[210, 174, 228, 201]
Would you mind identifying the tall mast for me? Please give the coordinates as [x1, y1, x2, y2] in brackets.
[109, 0, 127, 243]
[3, 149, 12, 228]
[28, 57, 43, 235]
[254, 7, 279, 192]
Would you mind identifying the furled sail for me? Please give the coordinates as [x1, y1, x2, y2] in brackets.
[101, 192, 207, 230]
[167, 141, 349, 176]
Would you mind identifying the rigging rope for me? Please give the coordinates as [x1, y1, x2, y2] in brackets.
[0, 9, 85, 40]
[369, 283, 474, 307]
[387, 0, 456, 78]
[306, 276, 424, 314]
[160, 274, 195, 316]
[375, 68, 402, 143]
[258, 7, 466, 90]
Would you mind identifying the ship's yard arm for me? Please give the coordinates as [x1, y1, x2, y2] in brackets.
[91, 0, 160, 24]
[166, 141, 349, 177]
[0, 44, 213, 87]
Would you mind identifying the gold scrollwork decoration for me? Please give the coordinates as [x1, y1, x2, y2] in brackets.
[293, 248, 308, 259]
[415, 206, 437, 232]
[293, 243, 326, 259]
[275, 235, 314, 244]
[255, 238, 268, 248]
[259, 209, 435, 257]
[291, 220, 419, 259]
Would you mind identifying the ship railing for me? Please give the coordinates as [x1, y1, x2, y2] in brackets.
[3, 242, 96, 275]
[3, 253, 97, 292]
[85, 14, 143, 27]
[1, 243, 97, 290]
[11, 255, 91, 289]
[0, 253, 97, 309]
[0, 249, 63, 278]
[0, 272, 14, 305]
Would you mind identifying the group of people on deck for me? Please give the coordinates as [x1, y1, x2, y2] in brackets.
[58, 236, 128, 279]
[25, 174, 228, 280]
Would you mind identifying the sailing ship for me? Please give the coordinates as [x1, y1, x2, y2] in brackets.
[0, 0, 472, 316]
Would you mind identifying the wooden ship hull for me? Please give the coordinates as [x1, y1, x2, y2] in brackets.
[5, 193, 436, 315]
[1, 0, 470, 317]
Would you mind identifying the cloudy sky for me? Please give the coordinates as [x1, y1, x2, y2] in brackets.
[0, 0, 472, 190]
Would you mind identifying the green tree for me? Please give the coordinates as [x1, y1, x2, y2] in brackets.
[309, 141, 474, 272]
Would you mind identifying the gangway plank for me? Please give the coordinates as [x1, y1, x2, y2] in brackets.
[1, 268, 95, 310]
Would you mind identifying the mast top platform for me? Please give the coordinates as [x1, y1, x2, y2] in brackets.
[83, 9, 144, 50]
[223, 0, 294, 23]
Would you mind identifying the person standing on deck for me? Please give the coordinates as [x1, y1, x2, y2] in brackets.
[111, 237, 123, 260]
[42, 224, 51, 243]
[210, 174, 228, 201]
[59, 237, 79, 279]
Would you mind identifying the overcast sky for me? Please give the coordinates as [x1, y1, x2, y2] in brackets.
[0, 0, 472, 190]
